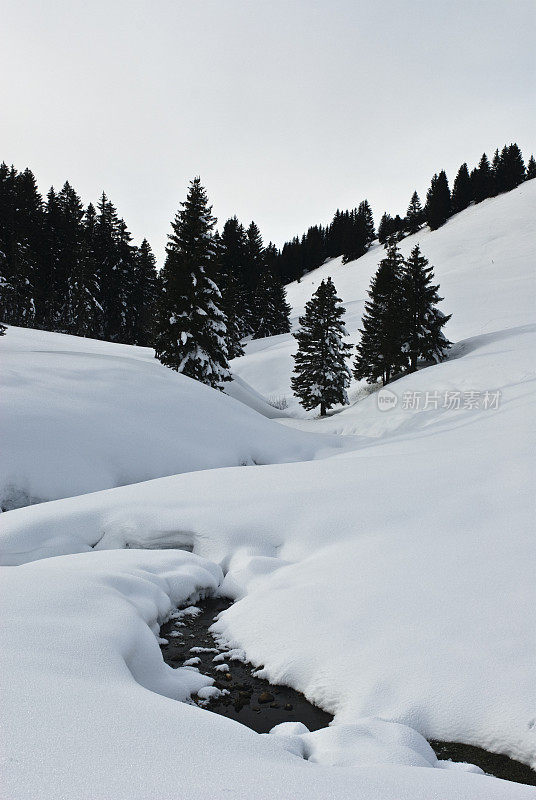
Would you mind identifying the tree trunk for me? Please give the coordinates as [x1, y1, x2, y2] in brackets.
[320, 401, 326, 416]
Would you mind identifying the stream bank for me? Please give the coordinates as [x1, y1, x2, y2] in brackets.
[160, 597, 536, 786]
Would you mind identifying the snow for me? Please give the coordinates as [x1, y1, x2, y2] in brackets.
[1, 549, 530, 800]
[1, 182, 535, 798]
[0, 325, 342, 509]
[232, 181, 536, 413]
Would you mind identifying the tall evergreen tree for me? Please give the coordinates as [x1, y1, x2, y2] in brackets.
[406, 191, 424, 234]
[353, 243, 407, 385]
[425, 170, 451, 230]
[291, 277, 351, 416]
[245, 221, 265, 328]
[498, 143, 525, 191]
[154, 177, 230, 388]
[252, 264, 291, 339]
[219, 216, 249, 355]
[471, 153, 494, 202]
[526, 155, 536, 180]
[401, 245, 451, 372]
[129, 238, 158, 346]
[451, 163, 472, 213]
[378, 212, 392, 244]
[358, 199, 375, 246]
[63, 202, 102, 337]
[56, 181, 85, 330]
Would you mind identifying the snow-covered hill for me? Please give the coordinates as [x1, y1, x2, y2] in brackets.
[1, 182, 535, 799]
[0, 326, 342, 509]
[233, 181, 536, 413]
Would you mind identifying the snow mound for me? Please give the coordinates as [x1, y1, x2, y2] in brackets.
[0, 325, 342, 509]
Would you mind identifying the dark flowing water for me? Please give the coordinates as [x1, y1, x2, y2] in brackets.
[160, 597, 536, 786]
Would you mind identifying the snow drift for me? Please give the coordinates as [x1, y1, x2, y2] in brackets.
[0, 325, 341, 509]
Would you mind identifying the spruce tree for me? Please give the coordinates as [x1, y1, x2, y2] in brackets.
[353, 242, 407, 385]
[451, 163, 472, 213]
[401, 245, 451, 372]
[526, 155, 536, 180]
[291, 277, 351, 416]
[425, 171, 451, 230]
[64, 202, 102, 337]
[130, 238, 158, 346]
[219, 216, 249, 355]
[406, 191, 423, 234]
[154, 177, 230, 389]
[245, 221, 265, 327]
[252, 264, 291, 339]
[378, 212, 392, 244]
[499, 143, 525, 191]
[471, 153, 494, 202]
[358, 200, 375, 246]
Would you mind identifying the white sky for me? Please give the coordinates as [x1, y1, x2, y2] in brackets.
[2, 0, 534, 263]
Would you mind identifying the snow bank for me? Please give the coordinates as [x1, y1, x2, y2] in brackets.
[1, 549, 529, 799]
[0, 325, 341, 509]
[3, 325, 534, 770]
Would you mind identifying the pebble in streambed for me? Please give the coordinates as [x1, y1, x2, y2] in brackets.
[159, 596, 332, 734]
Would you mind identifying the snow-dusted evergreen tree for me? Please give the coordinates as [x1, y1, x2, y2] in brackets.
[526, 154, 536, 180]
[0, 166, 41, 327]
[354, 242, 407, 385]
[406, 191, 423, 234]
[401, 245, 451, 372]
[252, 265, 291, 339]
[291, 277, 351, 416]
[155, 177, 230, 389]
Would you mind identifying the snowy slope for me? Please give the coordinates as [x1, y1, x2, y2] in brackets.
[232, 181, 536, 412]
[1, 182, 534, 799]
[0, 326, 343, 509]
[3, 549, 529, 800]
[2, 324, 534, 771]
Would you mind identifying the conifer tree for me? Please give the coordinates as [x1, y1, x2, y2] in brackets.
[354, 243, 407, 385]
[341, 208, 367, 263]
[401, 245, 451, 372]
[358, 200, 375, 246]
[378, 212, 392, 244]
[498, 143, 525, 191]
[406, 191, 423, 234]
[471, 153, 494, 202]
[526, 155, 536, 180]
[63, 202, 102, 337]
[291, 277, 351, 416]
[451, 163, 472, 213]
[252, 264, 291, 339]
[129, 238, 158, 346]
[56, 181, 85, 331]
[154, 177, 230, 388]
[425, 170, 451, 230]
[219, 216, 249, 355]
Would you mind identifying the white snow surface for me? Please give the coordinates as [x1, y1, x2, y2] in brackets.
[1, 182, 535, 798]
[1, 549, 530, 800]
[0, 325, 341, 508]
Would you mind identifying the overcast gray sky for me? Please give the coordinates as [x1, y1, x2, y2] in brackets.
[2, 0, 534, 263]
